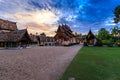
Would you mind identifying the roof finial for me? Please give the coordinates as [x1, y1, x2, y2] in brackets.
[90, 26, 91, 30]
[26, 26, 29, 31]
[27, 26, 29, 29]
[89, 26, 92, 32]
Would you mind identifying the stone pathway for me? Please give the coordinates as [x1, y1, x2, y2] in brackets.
[0, 45, 83, 80]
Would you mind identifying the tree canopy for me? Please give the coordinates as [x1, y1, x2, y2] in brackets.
[111, 26, 120, 36]
[40, 32, 46, 36]
[114, 5, 120, 23]
[98, 28, 110, 40]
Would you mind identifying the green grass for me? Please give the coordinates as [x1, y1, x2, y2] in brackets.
[60, 47, 120, 80]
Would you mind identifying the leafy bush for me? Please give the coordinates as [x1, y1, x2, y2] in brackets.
[102, 39, 114, 47]
[102, 40, 108, 45]
[83, 42, 88, 46]
[95, 41, 103, 46]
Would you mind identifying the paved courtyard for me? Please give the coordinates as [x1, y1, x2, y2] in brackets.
[0, 45, 82, 80]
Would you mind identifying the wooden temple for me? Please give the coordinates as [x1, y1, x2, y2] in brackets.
[54, 24, 76, 45]
[86, 29, 96, 46]
[0, 19, 31, 47]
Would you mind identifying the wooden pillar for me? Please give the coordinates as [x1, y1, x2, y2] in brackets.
[5, 42, 7, 48]
[10, 42, 12, 47]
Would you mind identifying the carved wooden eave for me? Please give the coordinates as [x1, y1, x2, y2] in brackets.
[0, 29, 31, 42]
[54, 24, 75, 40]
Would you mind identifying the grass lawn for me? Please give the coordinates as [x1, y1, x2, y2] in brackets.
[60, 47, 120, 80]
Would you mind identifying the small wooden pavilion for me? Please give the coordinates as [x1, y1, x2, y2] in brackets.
[86, 29, 96, 45]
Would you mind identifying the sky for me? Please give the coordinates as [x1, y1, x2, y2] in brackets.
[0, 0, 120, 36]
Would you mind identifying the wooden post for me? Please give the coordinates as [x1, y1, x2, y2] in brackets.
[11, 42, 12, 47]
[5, 42, 7, 48]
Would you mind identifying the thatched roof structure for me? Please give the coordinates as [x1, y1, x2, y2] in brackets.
[54, 24, 75, 39]
[0, 19, 17, 31]
[0, 29, 31, 42]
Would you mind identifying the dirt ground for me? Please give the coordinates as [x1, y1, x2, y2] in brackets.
[0, 45, 82, 80]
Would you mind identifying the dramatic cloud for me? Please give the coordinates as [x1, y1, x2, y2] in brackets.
[0, 0, 120, 36]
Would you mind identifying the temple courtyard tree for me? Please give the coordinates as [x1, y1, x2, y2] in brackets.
[114, 5, 120, 23]
[98, 28, 112, 46]
[111, 26, 119, 37]
[40, 32, 46, 36]
[111, 26, 120, 41]
[98, 28, 110, 40]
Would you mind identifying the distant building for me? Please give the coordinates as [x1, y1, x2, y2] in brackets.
[76, 37, 84, 44]
[54, 24, 76, 45]
[36, 32, 55, 46]
[39, 35, 55, 46]
[0, 19, 31, 48]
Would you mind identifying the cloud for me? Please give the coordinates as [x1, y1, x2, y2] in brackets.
[0, 8, 59, 36]
[0, 0, 120, 35]
[17, 22, 57, 36]
[10, 9, 59, 24]
[26, 23, 57, 36]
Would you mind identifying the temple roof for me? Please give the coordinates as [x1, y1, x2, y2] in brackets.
[54, 24, 75, 39]
[86, 29, 95, 40]
[0, 29, 31, 42]
[0, 19, 17, 31]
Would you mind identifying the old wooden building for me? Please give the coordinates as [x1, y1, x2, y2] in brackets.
[36, 34, 55, 46]
[0, 19, 31, 48]
[54, 24, 76, 45]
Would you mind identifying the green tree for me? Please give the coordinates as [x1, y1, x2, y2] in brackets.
[111, 26, 119, 36]
[111, 26, 120, 41]
[98, 28, 110, 40]
[40, 32, 46, 36]
[114, 5, 120, 23]
[76, 33, 82, 37]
